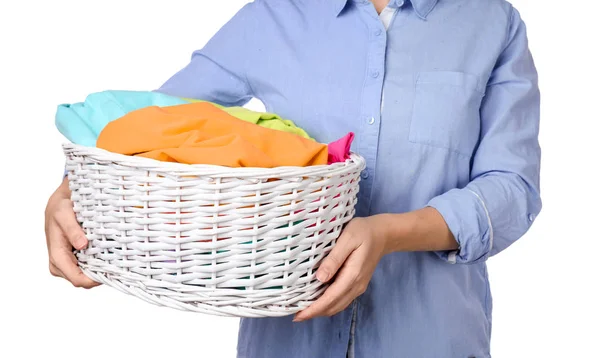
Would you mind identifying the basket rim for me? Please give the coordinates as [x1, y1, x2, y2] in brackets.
[63, 142, 366, 179]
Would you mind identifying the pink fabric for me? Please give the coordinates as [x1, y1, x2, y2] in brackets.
[327, 132, 354, 164]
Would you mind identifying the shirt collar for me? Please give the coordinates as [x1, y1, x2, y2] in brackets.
[332, 0, 439, 20]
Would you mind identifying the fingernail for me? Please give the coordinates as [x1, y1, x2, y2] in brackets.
[74, 237, 87, 250]
[316, 270, 329, 283]
[293, 315, 303, 322]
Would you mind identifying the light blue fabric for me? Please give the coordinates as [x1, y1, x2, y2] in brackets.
[55, 90, 188, 146]
[156, 0, 542, 357]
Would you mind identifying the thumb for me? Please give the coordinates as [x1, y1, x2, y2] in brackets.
[316, 232, 356, 283]
[55, 202, 88, 250]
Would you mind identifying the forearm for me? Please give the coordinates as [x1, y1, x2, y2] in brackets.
[375, 208, 458, 255]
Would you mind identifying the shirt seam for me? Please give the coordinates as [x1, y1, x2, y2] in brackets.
[504, 5, 516, 52]
[408, 139, 474, 159]
[467, 189, 494, 258]
[485, 5, 515, 90]
[243, 1, 260, 100]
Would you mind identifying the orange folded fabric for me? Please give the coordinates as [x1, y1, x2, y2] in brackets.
[97, 102, 328, 167]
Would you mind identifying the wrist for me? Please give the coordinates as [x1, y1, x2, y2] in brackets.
[370, 208, 457, 254]
[368, 213, 414, 255]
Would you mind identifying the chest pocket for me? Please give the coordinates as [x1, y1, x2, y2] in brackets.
[409, 71, 485, 157]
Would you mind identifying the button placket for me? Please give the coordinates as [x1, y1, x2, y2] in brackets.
[355, 8, 387, 217]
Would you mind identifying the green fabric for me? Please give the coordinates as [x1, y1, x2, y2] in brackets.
[182, 98, 313, 140]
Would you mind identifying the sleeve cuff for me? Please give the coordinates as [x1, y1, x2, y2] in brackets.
[427, 188, 493, 264]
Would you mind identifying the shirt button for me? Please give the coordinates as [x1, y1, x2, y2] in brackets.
[370, 70, 380, 78]
[528, 213, 535, 222]
[361, 170, 370, 179]
[367, 117, 375, 125]
[374, 28, 382, 36]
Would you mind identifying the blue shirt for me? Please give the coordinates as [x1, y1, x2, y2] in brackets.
[156, 0, 542, 357]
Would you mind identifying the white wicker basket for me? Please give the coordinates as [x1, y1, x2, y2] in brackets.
[63, 143, 365, 317]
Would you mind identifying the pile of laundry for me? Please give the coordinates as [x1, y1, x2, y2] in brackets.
[56, 90, 354, 168]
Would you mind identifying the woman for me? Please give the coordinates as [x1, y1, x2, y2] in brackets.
[44, 0, 541, 357]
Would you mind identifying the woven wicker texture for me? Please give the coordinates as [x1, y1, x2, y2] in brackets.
[63, 143, 365, 317]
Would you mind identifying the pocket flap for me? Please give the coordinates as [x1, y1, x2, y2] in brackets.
[416, 71, 484, 94]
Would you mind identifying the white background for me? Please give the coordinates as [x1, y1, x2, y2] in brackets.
[1, 1, 598, 357]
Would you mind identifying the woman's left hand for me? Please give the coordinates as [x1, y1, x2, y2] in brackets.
[293, 216, 390, 322]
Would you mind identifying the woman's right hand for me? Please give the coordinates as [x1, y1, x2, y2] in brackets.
[44, 177, 99, 288]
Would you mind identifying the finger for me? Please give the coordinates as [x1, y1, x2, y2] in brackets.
[51, 245, 99, 289]
[54, 202, 88, 250]
[322, 280, 368, 317]
[294, 264, 357, 321]
[49, 262, 64, 278]
[54, 250, 99, 288]
[48, 223, 100, 289]
[323, 296, 356, 318]
[316, 230, 358, 283]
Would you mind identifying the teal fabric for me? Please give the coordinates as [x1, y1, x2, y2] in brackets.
[55, 90, 188, 146]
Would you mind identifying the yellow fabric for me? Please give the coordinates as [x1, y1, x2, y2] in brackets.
[181, 98, 313, 140]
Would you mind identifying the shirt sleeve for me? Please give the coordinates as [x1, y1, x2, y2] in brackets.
[427, 7, 542, 264]
[154, 2, 258, 107]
